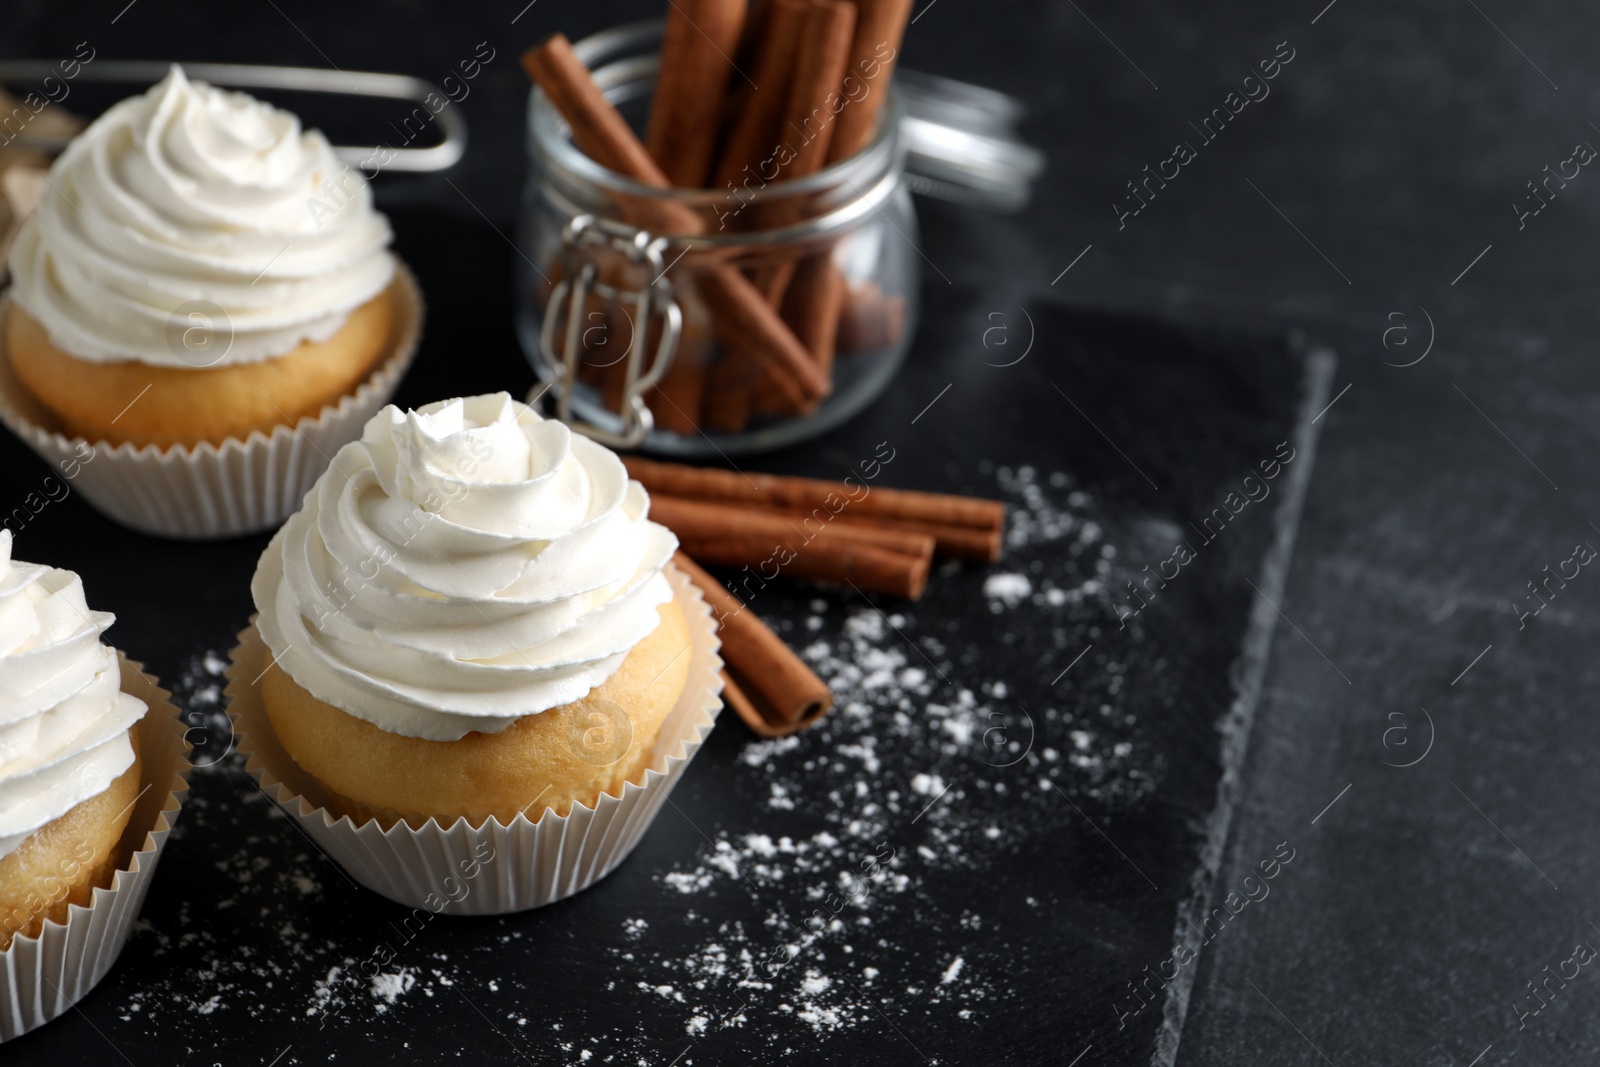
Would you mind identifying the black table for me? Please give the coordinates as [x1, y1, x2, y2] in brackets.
[4, 2, 1599, 1065]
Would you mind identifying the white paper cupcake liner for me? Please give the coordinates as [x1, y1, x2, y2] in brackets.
[0, 261, 424, 541]
[226, 565, 724, 915]
[0, 654, 193, 1042]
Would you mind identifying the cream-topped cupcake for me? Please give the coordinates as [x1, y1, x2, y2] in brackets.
[0, 531, 147, 948]
[249, 393, 692, 827]
[5, 65, 403, 449]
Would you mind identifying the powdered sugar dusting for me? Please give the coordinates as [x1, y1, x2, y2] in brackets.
[577, 465, 1159, 1056]
[97, 465, 1163, 1063]
[370, 968, 416, 1007]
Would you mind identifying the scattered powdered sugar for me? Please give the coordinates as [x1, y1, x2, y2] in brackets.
[110, 649, 492, 1040]
[981, 572, 1032, 608]
[578, 464, 1160, 1058]
[370, 968, 417, 1008]
[1000, 466, 1097, 549]
[98, 465, 1162, 1062]
[940, 957, 964, 985]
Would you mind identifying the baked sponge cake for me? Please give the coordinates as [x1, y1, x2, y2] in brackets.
[0, 531, 147, 947]
[249, 393, 692, 827]
[5, 65, 399, 449]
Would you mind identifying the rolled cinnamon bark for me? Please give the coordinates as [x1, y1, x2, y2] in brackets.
[673, 533, 928, 599]
[647, 0, 749, 188]
[522, 35, 828, 405]
[739, 500, 1001, 562]
[711, 0, 810, 193]
[674, 551, 834, 734]
[836, 280, 907, 354]
[650, 494, 936, 559]
[752, 251, 843, 416]
[522, 36, 678, 218]
[733, 0, 775, 71]
[719, 671, 784, 737]
[647, 304, 713, 434]
[648, 368, 706, 433]
[782, 253, 845, 380]
[771, 0, 857, 183]
[739, 1, 856, 411]
[623, 454, 1006, 531]
[825, 510, 999, 562]
[828, 0, 915, 163]
[654, 495, 932, 599]
[704, 343, 762, 431]
[702, 0, 816, 430]
[696, 264, 829, 402]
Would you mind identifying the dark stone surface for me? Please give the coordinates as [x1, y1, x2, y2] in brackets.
[2, 0, 1594, 1064]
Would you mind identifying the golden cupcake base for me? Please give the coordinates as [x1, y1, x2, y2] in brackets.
[259, 598, 692, 826]
[0, 734, 141, 950]
[225, 564, 724, 915]
[7, 284, 399, 450]
[0, 654, 192, 1042]
[0, 260, 424, 540]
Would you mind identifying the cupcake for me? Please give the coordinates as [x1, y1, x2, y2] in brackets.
[4, 64, 403, 449]
[0, 66, 421, 540]
[0, 530, 148, 947]
[247, 392, 704, 829]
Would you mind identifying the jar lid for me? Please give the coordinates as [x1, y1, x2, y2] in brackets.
[896, 70, 1046, 213]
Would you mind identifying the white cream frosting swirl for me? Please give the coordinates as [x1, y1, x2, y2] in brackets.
[8, 64, 394, 367]
[0, 531, 146, 859]
[253, 394, 679, 741]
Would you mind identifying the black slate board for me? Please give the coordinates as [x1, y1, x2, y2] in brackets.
[0, 188, 1328, 1065]
[10, 0, 1600, 1062]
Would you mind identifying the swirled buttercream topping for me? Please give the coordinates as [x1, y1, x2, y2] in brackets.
[8, 64, 393, 367]
[253, 393, 679, 741]
[0, 531, 146, 859]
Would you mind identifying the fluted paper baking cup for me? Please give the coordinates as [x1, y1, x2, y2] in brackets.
[0, 261, 424, 541]
[226, 565, 724, 915]
[0, 654, 193, 1042]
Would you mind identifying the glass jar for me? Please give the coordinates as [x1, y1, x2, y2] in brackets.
[516, 21, 918, 456]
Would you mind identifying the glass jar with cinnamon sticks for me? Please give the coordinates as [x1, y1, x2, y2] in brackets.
[516, 12, 917, 456]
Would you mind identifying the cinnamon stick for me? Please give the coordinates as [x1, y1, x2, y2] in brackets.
[647, 0, 749, 188]
[522, 36, 678, 216]
[649, 369, 706, 434]
[836, 280, 907, 353]
[733, 0, 774, 71]
[782, 252, 845, 379]
[674, 551, 834, 734]
[523, 35, 827, 406]
[700, 0, 816, 431]
[650, 494, 936, 558]
[771, 0, 857, 183]
[647, 304, 713, 434]
[703, 342, 762, 431]
[654, 495, 932, 598]
[828, 0, 915, 163]
[755, 0, 859, 345]
[675, 530, 928, 599]
[738, 1, 856, 409]
[713, 498, 1001, 562]
[751, 251, 843, 416]
[697, 264, 826, 402]
[624, 454, 1006, 531]
[720, 670, 799, 738]
[712, 0, 810, 193]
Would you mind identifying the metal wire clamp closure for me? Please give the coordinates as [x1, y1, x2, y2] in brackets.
[536, 214, 683, 449]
